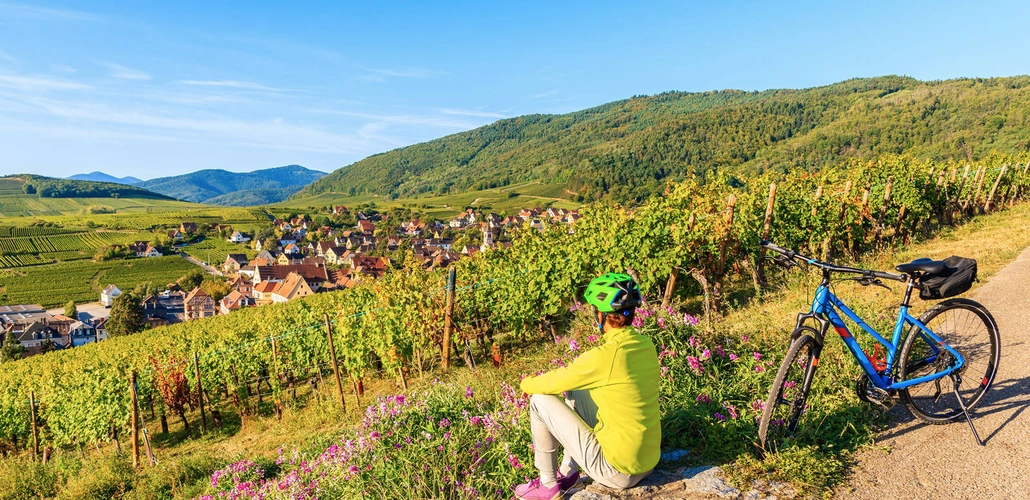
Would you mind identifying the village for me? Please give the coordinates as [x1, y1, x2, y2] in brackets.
[0, 205, 580, 359]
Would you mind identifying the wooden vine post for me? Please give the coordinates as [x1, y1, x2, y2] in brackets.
[441, 267, 456, 371]
[129, 370, 139, 468]
[875, 177, 894, 244]
[713, 194, 736, 314]
[193, 352, 207, 433]
[756, 182, 777, 287]
[984, 165, 1007, 212]
[29, 391, 39, 460]
[971, 165, 987, 212]
[826, 180, 852, 260]
[324, 314, 346, 412]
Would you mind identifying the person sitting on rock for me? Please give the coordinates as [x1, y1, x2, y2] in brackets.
[514, 273, 661, 499]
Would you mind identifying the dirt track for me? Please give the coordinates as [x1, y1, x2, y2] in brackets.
[835, 245, 1030, 499]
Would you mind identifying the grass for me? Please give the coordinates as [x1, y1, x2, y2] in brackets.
[0, 256, 199, 307]
[275, 181, 581, 219]
[2, 203, 1029, 498]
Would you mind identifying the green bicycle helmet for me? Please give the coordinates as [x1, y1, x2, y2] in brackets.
[584, 272, 642, 313]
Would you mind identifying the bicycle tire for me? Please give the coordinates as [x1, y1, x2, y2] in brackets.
[897, 298, 1000, 423]
[757, 331, 820, 452]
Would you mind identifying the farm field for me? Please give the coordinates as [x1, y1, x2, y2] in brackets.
[0, 256, 197, 307]
[179, 235, 257, 267]
[276, 181, 581, 219]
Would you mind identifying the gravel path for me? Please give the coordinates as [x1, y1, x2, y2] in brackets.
[835, 245, 1030, 499]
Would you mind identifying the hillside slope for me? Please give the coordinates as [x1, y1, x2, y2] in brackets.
[1, 174, 171, 200]
[67, 172, 143, 185]
[140, 165, 325, 205]
[297, 75, 1030, 203]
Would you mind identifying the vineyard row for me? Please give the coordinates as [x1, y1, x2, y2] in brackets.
[0, 155, 1027, 458]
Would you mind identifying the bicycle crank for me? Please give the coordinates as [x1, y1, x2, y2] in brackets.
[856, 377, 894, 409]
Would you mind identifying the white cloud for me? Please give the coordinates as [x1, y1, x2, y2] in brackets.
[440, 108, 508, 119]
[0, 49, 16, 63]
[0, 2, 102, 21]
[0, 75, 89, 91]
[312, 109, 480, 130]
[178, 80, 282, 92]
[102, 63, 151, 80]
[528, 89, 559, 99]
[51, 64, 77, 73]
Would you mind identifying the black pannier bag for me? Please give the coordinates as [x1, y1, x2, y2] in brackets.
[919, 256, 977, 300]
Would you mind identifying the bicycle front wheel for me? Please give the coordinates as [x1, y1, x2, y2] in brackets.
[898, 298, 1000, 423]
[757, 332, 820, 452]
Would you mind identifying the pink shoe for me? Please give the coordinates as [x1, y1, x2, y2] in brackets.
[513, 477, 562, 500]
[557, 470, 581, 491]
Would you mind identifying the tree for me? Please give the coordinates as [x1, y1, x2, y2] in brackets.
[200, 277, 232, 302]
[107, 293, 146, 336]
[64, 300, 78, 320]
[39, 338, 56, 354]
[0, 330, 24, 363]
[178, 269, 205, 292]
[132, 281, 162, 299]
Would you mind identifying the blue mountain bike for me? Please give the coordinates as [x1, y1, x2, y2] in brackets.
[756, 240, 1000, 451]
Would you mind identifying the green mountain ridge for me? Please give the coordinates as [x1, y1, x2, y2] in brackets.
[0, 174, 173, 200]
[297, 75, 1030, 203]
[139, 165, 326, 206]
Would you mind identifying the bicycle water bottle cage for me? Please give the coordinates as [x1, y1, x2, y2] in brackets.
[864, 344, 888, 374]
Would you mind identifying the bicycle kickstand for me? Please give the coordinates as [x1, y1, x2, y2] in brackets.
[950, 373, 985, 446]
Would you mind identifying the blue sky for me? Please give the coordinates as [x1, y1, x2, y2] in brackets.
[1, 1, 1029, 180]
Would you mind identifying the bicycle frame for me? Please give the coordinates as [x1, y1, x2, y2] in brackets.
[805, 279, 967, 391]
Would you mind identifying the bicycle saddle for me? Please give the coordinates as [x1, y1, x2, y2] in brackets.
[895, 257, 946, 274]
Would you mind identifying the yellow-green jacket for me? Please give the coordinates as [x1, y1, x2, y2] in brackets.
[520, 326, 661, 475]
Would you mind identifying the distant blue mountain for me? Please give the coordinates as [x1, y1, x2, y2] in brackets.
[67, 171, 143, 185]
[138, 165, 327, 206]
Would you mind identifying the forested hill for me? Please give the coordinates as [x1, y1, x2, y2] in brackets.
[296, 76, 1030, 203]
[139, 165, 326, 205]
[2, 174, 172, 199]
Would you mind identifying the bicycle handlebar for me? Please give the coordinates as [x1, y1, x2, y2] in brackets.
[759, 240, 907, 282]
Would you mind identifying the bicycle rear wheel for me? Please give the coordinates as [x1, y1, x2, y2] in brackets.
[898, 298, 1000, 423]
[757, 332, 820, 452]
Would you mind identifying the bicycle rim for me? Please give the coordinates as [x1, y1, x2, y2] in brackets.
[758, 334, 818, 452]
[899, 299, 1000, 423]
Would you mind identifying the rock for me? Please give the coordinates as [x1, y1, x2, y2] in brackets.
[565, 465, 795, 500]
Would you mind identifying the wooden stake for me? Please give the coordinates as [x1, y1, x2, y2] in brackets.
[811, 185, 823, 217]
[985, 165, 1007, 212]
[875, 177, 894, 244]
[193, 352, 207, 433]
[29, 391, 38, 460]
[661, 267, 678, 309]
[129, 371, 139, 468]
[324, 314, 346, 412]
[756, 182, 777, 288]
[713, 194, 736, 314]
[971, 166, 987, 210]
[442, 267, 456, 371]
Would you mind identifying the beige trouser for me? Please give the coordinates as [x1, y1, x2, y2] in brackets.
[529, 391, 652, 490]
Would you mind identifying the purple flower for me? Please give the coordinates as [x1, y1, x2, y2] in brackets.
[742, 335, 750, 343]
[687, 356, 703, 374]
[469, 416, 482, 426]
[508, 454, 523, 469]
[439, 418, 451, 428]
[701, 349, 712, 360]
[587, 334, 598, 343]
[689, 336, 698, 348]
[755, 366, 765, 373]
[696, 394, 710, 403]
[728, 353, 738, 361]
[568, 339, 579, 351]
[753, 351, 762, 361]
[465, 386, 475, 399]
[714, 412, 726, 421]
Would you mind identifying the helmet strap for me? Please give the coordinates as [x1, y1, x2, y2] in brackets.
[598, 312, 607, 334]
